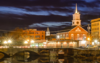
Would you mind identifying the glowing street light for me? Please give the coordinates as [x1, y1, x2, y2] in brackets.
[92, 42, 94, 45]
[8, 40, 12, 43]
[24, 41, 28, 44]
[4, 41, 7, 44]
[57, 35, 60, 39]
[87, 38, 90, 41]
[31, 40, 34, 43]
[94, 40, 98, 43]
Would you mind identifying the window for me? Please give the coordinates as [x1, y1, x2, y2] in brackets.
[29, 31, 34, 34]
[77, 22, 79, 24]
[77, 34, 79, 40]
[63, 34, 65, 38]
[73, 22, 74, 24]
[66, 34, 69, 37]
[35, 35, 40, 38]
[30, 36, 34, 38]
[60, 35, 62, 38]
[71, 34, 74, 39]
[42, 35, 43, 37]
[35, 32, 38, 34]
[83, 34, 86, 40]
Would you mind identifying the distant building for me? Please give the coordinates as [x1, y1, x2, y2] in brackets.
[46, 27, 50, 36]
[23, 29, 45, 40]
[91, 18, 100, 41]
[45, 27, 56, 40]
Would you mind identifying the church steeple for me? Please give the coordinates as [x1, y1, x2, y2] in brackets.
[75, 3, 78, 13]
[72, 4, 81, 26]
[46, 27, 50, 36]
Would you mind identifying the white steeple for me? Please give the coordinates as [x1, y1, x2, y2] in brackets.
[72, 3, 81, 26]
[75, 3, 78, 13]
[46, 27, 50, 36]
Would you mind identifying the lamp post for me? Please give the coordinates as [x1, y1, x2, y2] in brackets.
[24, 40, 34, 61]
[30, 40, 34, 48]
[24, 40, 34, 48]
[4, 40, 12, 56]
[87, 37, 90, 47]
[94, 40, 98, 46]
[87, 24, 91, 46]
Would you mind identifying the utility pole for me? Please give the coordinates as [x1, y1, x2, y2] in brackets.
[87, 24, 91, 46]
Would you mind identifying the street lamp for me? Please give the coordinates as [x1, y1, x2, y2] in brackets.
[94, 40, 97, 43]
[3, 39, 12, 56]
[30, 40, 34, 43]
[57, 35, 60, 39]
[8, 40, 12, 43]
[24, 41, 28, 44]
[4, 41, 7, 44]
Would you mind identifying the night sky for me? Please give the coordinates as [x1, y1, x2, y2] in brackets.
[0, 0, 99, 31]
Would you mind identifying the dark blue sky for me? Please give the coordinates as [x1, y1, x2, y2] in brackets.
[0, 0, 99, 31]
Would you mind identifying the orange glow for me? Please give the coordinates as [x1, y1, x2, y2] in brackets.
[27, 39, 29, 41]
[64, 42, 66, 44]
[87, 38, 90, 41]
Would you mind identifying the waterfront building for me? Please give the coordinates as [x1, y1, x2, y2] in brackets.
[56, 4, 88, 47]
[91, 18, 100, 45]
[23, 29, 45, 40]
[45, 27, 56, 41]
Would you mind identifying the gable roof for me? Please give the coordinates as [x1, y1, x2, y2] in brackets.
[58, 25, 88, 33]
[58, 26, 76, 33]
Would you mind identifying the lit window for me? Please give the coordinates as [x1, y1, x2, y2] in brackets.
[77, 34, 79, 40]
[71, 34, 74, 39]
[83, 34, 86, 40]
[66, 34, 69, 37]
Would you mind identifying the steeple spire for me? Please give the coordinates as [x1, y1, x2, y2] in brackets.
[75, 3, 78, 13]
[72, 3, 81, 26]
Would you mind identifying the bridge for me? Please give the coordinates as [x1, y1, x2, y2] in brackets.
[0, 46, 100, 57]
[0, 46, 77, 57]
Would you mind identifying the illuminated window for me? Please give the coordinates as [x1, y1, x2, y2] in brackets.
[77, 34, 79, 40]
[71, 34, 74, 39]
[83, 34, 86, 40]
[66, 34, 69, 37]
[63, 34, 65, 38]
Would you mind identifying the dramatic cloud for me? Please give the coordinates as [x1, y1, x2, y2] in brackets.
[29, 22, 72, 28]
[0, 0, 99, 31]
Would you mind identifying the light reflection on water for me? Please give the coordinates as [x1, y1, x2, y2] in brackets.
[0, 56, 100, 63]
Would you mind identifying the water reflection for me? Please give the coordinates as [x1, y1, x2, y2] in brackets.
[0, 54, 100, 63]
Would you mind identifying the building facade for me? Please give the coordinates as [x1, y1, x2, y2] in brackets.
[56, 4, 88, 47]
[91, 18, 100, 42]
[23, 29, 45, 40]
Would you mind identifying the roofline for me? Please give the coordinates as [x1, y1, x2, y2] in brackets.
[68, 26, 88, 33]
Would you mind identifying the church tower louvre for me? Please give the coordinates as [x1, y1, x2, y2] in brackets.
[72, 4, 81, 26]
